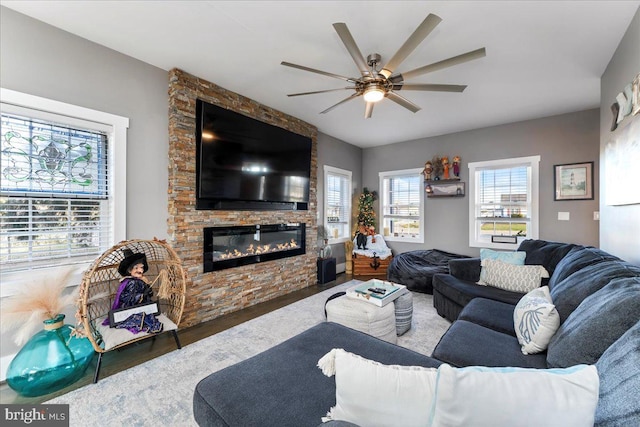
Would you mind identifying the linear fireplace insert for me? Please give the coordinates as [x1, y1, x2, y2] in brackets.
[203, 223, 306, 272]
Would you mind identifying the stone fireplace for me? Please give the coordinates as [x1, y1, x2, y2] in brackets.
[203, 223, 306, 272]
[168, 68, 318, 328]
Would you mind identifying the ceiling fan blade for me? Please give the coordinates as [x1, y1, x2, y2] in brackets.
[396, 47, 486, 82]
[393, 83, 467, 92]
[281, 61, 356, 82]
[386, 92, 421, 113]
[287, 88, 355, 97]
[320, 92, 361, 114]
[364, 102, 374, 119]
[332, 23, 370, 77]
[379, 14, 442, 78]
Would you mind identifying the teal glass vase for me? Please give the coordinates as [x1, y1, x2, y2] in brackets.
[6, 314, 95, 397]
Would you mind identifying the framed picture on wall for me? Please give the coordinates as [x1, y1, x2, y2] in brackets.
[554, 162, 594, 201]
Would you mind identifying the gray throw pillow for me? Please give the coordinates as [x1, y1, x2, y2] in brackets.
[547, 276, 640, 367]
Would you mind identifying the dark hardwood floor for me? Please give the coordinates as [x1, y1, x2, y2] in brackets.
[0, 272, 372, 405]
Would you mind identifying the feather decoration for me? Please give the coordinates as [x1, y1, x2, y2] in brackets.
[0, 268, 77, 346]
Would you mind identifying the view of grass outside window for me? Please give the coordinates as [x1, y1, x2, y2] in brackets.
[0, 112, 110, 271]
[379, 168, 424, 243]
[478, 170, 528, 238]
[469, 156, 539, 249]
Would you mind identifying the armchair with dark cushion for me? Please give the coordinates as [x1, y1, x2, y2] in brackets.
[387, 249, 469, 294]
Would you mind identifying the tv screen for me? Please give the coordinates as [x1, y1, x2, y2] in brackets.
[195, 99, 312, 210]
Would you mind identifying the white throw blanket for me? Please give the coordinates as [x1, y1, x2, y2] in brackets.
[353, 234, 392, 260]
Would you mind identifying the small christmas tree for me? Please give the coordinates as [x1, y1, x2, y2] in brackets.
[355, 187, 378, 237]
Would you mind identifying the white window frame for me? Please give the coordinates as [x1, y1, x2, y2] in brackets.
[323, 165, 352, 244]
[0, 88, 128, 297]
[379, 168, 425, 243]
[468, 155, 540, 250]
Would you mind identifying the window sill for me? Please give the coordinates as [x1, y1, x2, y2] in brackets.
[328, 237, 349, 245]
[0, 263, 89, 298]
[384, 236, 424, 244]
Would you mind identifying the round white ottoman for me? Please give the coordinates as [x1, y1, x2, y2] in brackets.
[325, 295, 397, 344]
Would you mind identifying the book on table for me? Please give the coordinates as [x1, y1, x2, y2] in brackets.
[346, 279, 408, 307]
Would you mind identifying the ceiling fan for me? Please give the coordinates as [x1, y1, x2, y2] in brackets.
[281, 13, 486, 118]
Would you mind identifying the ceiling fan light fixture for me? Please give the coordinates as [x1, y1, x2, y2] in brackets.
[363, 85, 385, 103]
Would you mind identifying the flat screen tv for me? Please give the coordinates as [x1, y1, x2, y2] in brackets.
[195, 99, 312, 210]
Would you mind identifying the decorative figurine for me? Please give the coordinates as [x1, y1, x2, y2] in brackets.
[356, 223, 368, 250]
[422, 161, 433, 181]
[452, 155, 461, 177]
[103, 249, 163, 334]
[442, 156, 450, 180]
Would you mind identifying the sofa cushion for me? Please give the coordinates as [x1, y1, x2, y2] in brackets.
[448, 257, 482, 282]
[318, 348, 437, 427]
[431, 364, 599, 427]
[548, 246, 619, 290]
[432, 320, 548, 369]
[594, 320, 640, 426]
[479, 259, 549, 293]
[193, 322, 441, 427]
[513, 286, 560, 355]
[547, 277, 640, 367]
[433, 274, 526, 311]
[550, 260, 640, 323]
[517, 239, 577, 279]
[458, 298, 516, 336]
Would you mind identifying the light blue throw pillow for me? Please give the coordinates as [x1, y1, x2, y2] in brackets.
[479, 249, 526, 284]
[480, 248, 526, 265]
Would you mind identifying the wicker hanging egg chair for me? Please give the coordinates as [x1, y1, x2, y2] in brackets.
[76, 238, 186, 383]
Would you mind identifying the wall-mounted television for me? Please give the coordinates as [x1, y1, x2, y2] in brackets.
[195, 99, 312, 210]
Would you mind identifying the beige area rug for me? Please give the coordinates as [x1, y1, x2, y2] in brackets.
[47, 280, 452, 426]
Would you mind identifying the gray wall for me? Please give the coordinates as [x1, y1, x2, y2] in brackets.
[317, 132, 363, 267]
[600, 7, 640, 266]
[363, 109, 601, 257]
[0, 6, 169, 365]
[0, 6, 169, 240]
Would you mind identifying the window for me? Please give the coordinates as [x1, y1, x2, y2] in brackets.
[0, 88, 128, 280]
[324, 165, 352, 242]
[379, 168, 424, 243]
[468, 156, 540, 249]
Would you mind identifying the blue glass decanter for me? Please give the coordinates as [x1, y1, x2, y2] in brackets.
[6, 314, 95, 397]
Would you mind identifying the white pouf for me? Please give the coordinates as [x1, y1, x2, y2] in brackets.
[326, 295, 397, 344]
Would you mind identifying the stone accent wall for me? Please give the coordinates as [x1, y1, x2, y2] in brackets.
[168, 68, 318, 328]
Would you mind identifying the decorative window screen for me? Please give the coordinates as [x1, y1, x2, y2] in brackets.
[469, 156, 539, 249]
[379, 168, 424, 242]
[324, 166, 352, 240]
[1, 112, 111, 271]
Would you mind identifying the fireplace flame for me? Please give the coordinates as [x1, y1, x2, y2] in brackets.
[217, 239, 299, 261]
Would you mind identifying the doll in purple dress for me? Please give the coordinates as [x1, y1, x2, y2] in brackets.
[103, 249, 163, 334]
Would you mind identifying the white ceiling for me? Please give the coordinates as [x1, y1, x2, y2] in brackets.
[2, 1, 638, 147]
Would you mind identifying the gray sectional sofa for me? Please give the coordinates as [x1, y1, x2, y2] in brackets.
[193, 240, 640, 426]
